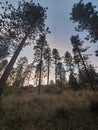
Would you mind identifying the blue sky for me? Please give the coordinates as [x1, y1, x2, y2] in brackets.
[0, 0, 98, 82]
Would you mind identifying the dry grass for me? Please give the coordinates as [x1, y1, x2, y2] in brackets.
[1, 87, 98, 130]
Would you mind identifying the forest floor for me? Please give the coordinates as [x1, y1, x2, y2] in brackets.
[0, 86, 98, 130]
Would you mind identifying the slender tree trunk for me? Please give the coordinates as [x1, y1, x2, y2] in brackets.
[78, 63, 86, 87]
[47, 63, 50, 85]
[38, 60, 42, 94]
[35, 73, 39, 86]
[55, 59, 57, 84]
[78, 48, 95, 91]
[27, 72, 32, 85]
[0, 95, 3, 118]
[38, 45, 43, 94]
[0, 33, 28, 96]
[60, 65, 62, 82]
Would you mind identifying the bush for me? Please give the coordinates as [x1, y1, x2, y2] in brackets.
[3, 85, 21, 96]
[53, 106, 71, 120]
[45, 85, 62, 94]
[89, 96, 98, 113]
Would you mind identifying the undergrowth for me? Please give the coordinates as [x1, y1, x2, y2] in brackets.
[0, 87, 98, 130]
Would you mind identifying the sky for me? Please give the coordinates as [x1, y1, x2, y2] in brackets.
[0, 0, 98, 82]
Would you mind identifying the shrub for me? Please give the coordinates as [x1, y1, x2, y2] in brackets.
[90, 99, 98, 113]
[3, 85, 21, 96]
[45, 85, 62, 94]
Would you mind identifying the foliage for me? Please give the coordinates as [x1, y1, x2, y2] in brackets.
[0, 41, 10, 61]
[44, 46, 52, 85]
[56, 62, 66, 84]
[0, 59, 8, 76]
[78, 64, 98, 86]
[52, 48, 61, 83]
[0, 0, 48, 47]
[34, 35, 47, 87]
[70, 0, 98, 43]
[64, 51, 74, 74]
[45, 85, 62, 94]
[13, 57, 28, 87]
[89, 95, 98, 113]
[70, 35, 95, 91]
[68, 72, 78, 90]
[23, 62, 34, 86]
[3, 85, 21, 96]
[6, 67, 16, 86]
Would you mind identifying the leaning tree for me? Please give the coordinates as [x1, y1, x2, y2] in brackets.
[0, 0, 49, 95]
[70, 35, 95, 91]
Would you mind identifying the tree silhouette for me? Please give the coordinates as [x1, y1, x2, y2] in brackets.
[0, 40, 10, 61]
[57, 62, 66, 85]
[34, 35, 47, 94]
[44, 47, 51, 85]
[73, 55, 85, 87]
[70, 35, 95, 91]
[64, 51, 74, 74]
[7, 67, 17, 86]
[23, 62, 34, 86]
[13, 57, 28, 87]
[79, 64, 98, 86]
[70, 0, 98, 54]
[0, 60, 8, 77]
[68, 72, 78, 89]
[52, 48, 61, 84]
[0, 0, 48, 95]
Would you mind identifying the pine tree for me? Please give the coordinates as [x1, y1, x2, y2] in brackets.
[57, 62, 66, 85]
[23, 62, 34, 86]
[64, 51, 74, 74]
[70, 35, 95, 91]
[44, 47, 51, 85]
[70, 0, 98, 54]
[13, 57, 28, 87]
[52, 48, 61, 84]
[34, 35, 47, 94]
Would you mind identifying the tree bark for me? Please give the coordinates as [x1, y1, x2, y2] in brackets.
[0, 33, 28, 96]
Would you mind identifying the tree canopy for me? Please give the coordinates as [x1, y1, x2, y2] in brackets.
[70, 0, 98, 43]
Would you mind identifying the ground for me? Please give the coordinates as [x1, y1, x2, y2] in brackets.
[0, 86, 98, 130]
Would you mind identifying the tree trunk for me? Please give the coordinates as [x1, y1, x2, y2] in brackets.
[0, 95, 3, 118]
[0, 33, 28, 96]
[55, 59, 57, 84]
[38, 45, 43, 94]
[60, 65, 62, 82]
[47, 63, 50, 85]
[78, 63, 86, 88]
[78, 48, 95, 91]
